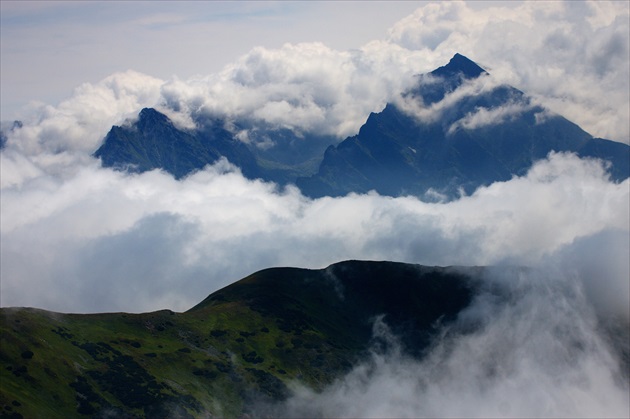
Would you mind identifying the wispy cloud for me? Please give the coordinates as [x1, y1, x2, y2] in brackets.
[277, 260, 629, 417]
[446, 101, 535, 135]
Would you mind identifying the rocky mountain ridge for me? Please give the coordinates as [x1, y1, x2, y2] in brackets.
[92, 54, 630, 200]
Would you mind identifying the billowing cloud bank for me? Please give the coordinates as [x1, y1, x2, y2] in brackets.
[3, 0, 629, 153]
[1, 152, 627, 317]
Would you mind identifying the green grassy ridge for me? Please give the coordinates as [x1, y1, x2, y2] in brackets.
[1, 260, 478, 418]
[0, 306, 326, 417]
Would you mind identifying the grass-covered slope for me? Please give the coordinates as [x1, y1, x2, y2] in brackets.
[0, 260, 477, 418]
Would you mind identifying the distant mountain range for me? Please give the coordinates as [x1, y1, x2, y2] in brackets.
[1, 260, 478, 417]
[93, 109, 334, 185]
[2, 55, 629, 419]
[93, 53, 629, 199]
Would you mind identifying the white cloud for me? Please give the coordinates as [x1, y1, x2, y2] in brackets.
[3, 1, 626, 165]
[160, 41, 426, 139]
[1, 1, 425, 122]
[447, 100, 534, 134]
[392, 72, 510, 126]
[387, 0, 630, 142]
[1, 152, 627, 313]
[5, 70, 164, 156]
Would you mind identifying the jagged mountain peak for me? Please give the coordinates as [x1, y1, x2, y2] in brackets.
[431, 53, 488, 79]
[94, 107, 263, 180]
[139, 107, 164, 118]
[136, 107, 171, 128]
[297, 54, 629, 199]
[94, 56, 628, 200]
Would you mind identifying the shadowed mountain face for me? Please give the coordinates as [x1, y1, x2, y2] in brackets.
[93, 108, 262, 180]
[0, 260, 477, 418]
[93, 109, 331, 184]
[93, 54, 629, 199]
[297, 54, 630, 199]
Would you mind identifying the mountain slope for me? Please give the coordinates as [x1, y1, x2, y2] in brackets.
[93, 108, 261, 179]
[0, 260, 477, 418]
[93, 109, 332, 184]
[297, 54, 630, 199]
[92, 54, 629, 198]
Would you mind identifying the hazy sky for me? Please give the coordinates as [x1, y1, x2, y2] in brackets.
[1, 1, 425, 119]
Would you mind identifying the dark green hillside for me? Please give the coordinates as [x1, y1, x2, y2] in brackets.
[0, 260, 477, 418]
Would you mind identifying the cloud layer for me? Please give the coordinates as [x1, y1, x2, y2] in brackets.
[388, 0, 630, 142]
[1, 153, 627, 314]
[0, 0, 626, 329]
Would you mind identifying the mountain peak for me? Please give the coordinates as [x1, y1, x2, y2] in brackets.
[138, 107, 169, 125]
[431, 53, 488, 79]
